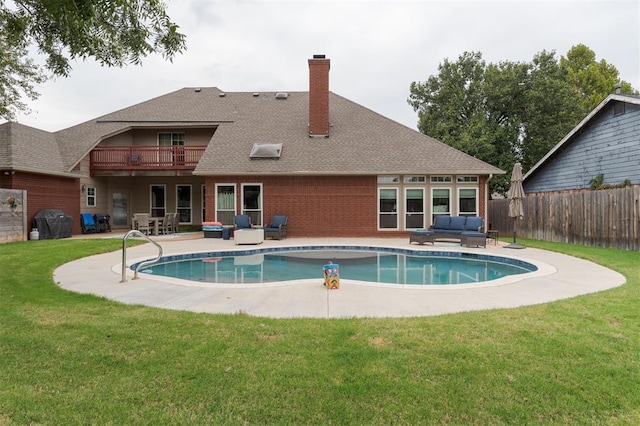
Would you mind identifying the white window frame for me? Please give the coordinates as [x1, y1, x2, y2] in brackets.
[430, 175, 452, 183]
[431, 187, 451, 223]
[176, 184, 192, 224]
[157, 132, 185, 146]
[377, 175, 400, 184]
[215, 183, 237, 225]
[150, 184, 166, 218]
[241, 183, 263, 226]
[457, 187, 478, 216]
[404, 175, 426, 183]
[86, 186, 96, 207]
[378, 187, 399, 230]
[456, 176, 478, 183]
[404, 187, 425, 230]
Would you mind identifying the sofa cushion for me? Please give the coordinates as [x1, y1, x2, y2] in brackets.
[449, 216, 466, 230]
[432, 215, 450, 229]
[464, 216, 483, 231]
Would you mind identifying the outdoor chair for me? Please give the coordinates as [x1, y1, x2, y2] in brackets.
[264, 215, 288, 240]
[171, 212, 179, 233]
[80, 213, 97, 234]
[234, 214, 252, 230]
[160, 213, 174, 235]
[134, 213, 151, 235]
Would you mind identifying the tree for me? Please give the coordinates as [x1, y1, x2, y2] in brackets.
[408, 46, 636, 196]
[409, 52, 496, 160]
[519, 50, 583, 172]
[560, 44, 637, 115]
[0, 0, 186, 121]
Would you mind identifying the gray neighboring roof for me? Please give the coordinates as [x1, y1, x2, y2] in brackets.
[3, 86, 504, 177]
[523, 93, 640, 182]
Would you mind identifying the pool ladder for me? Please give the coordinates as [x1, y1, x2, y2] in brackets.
[121, 230, 163, 283]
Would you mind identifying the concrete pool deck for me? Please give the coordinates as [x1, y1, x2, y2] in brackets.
[54, 233, 626, 318]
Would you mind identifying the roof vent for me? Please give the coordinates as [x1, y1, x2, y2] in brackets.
[194, 88, 201, 93]
[253, 92, 260, 97]
[313, 54, 326, 59]
[219, 92, 226, 97]
[250, 143, 283, 159]
[275, 92, 289, 100]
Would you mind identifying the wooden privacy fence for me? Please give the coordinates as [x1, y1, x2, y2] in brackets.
[488, 187, 640, 251]
[0, 189, 28, 243]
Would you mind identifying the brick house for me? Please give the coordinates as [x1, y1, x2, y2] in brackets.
[1, 55, 504, 237]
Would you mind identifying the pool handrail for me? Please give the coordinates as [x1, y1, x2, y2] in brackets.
[121, 230, 163, 283]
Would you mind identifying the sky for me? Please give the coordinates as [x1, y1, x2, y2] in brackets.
[10, 0, 640, 132]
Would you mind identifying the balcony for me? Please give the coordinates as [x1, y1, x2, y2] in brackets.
[90, 146, 207, 175]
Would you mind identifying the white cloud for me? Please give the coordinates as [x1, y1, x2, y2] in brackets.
[10, 0, 640, 132]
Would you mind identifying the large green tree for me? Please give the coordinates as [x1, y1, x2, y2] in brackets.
[408, 46, 636, 196]
[561, 43, 636, 115]
[0, 0, 186, 121]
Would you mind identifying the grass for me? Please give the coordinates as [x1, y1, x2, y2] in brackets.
[1, 237, 639, 424]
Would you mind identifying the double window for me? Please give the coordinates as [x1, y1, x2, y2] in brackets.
[149, 184, 194, 224]
[214, 183, 263, 226]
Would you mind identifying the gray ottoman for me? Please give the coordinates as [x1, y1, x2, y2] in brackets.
[461, 231, 487, 248]
[410, 230, 435, 245]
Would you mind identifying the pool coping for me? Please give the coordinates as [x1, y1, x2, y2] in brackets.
[54, 236, 627, 318]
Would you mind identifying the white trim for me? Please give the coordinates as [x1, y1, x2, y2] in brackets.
[241, 183, 263, 226]
[86, 186, 96, 207]
[150, 184, 166, 217]
[378, 187, 399, 230]
[457, 186, 478, 216]
[404, 187, 425, 230]
[215, 183, 237, 224]
[431, 187, 451, 223]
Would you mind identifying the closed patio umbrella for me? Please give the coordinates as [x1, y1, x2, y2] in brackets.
[505, 162, 526, 249]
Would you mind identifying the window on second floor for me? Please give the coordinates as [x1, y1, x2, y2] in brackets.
[158, 132, 185, 146]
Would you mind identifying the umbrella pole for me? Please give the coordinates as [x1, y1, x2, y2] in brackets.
[505, 217, 526, 249]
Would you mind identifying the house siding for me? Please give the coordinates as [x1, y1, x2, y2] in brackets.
[524, 101, 640, 193]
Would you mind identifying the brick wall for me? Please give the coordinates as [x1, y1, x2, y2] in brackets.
[206, 175, 410, 238]
[5, 172, 81, 234]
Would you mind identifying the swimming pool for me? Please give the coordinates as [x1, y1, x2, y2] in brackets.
[134, 246, 537, 286]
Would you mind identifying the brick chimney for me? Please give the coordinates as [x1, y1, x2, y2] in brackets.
[308, 54, 330, 137]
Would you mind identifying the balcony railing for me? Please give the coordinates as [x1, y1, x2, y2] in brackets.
[90, 146, 207, 171]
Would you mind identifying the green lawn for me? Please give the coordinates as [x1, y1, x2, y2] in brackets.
[1, 238, 639, 424]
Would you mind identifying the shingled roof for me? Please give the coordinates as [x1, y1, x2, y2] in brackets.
[189, 88, 504, 176]
[3, 86, 504, 177]
[0, 121, 78, 178]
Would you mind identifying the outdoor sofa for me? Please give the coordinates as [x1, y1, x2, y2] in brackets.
[428, 215, 485, 241]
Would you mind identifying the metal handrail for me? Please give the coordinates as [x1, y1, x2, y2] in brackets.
[121, 230, 163, 283]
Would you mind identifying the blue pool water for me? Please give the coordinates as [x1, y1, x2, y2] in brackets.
[135, 246, 537, 285]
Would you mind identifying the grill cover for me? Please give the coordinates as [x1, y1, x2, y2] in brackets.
[33, 209, 74, 239]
